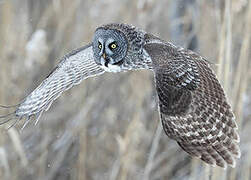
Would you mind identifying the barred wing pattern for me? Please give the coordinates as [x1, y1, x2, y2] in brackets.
[144, 42, 240, 168]
[0, 22, 240, 168]
[11, 44, 104, 123]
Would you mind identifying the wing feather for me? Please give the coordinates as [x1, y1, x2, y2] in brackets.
[2, 44, 104, 125]
[144, 39, 240, 168]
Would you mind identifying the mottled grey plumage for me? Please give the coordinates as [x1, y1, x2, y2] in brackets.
[0, 23, 240, 168]
[17, 45, 104, 118]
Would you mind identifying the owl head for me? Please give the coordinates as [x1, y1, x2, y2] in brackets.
[92, 23, 145, 72]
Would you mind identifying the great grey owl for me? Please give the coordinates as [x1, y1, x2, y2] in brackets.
[0, 23, 240, 168]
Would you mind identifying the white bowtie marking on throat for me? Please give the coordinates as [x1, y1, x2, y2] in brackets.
[100, 64, 122, 73]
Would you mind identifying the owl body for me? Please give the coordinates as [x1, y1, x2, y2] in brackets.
[0, 23, 240, 168]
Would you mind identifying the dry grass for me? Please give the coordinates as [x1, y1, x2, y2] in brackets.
[0, 0, 250, 180]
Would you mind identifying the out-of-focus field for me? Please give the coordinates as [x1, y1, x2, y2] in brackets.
[0, 0, 250, 180]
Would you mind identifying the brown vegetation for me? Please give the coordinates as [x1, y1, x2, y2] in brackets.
[0, 0, 250, 179]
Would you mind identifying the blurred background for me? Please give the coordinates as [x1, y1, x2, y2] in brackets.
[0, 0, 250, 179]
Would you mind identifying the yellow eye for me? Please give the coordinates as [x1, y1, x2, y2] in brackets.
[110, 43, 117, 49]
[98, 44, 102, 49]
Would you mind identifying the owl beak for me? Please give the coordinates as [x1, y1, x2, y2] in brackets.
[102, 53, 106, 59]
[100, 54, 110, 67]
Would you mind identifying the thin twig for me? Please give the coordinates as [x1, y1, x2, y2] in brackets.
[143, 121, 162, 180]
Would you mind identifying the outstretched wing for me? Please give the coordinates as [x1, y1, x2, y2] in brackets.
[0, 44, 104, 127]
[144, 39, 240, 168]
